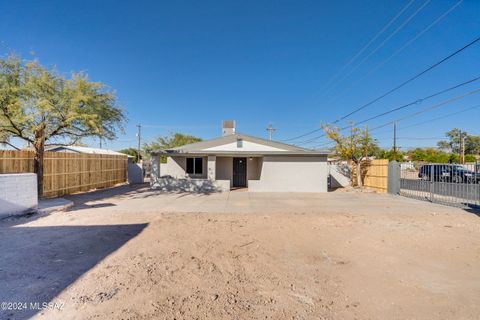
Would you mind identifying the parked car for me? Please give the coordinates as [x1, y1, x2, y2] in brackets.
[418, 164, 480, 183]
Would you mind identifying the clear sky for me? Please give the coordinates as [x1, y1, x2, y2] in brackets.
[1, 0, 479, 151]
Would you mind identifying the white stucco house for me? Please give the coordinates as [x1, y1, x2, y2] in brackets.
[150, 121, 330, 192]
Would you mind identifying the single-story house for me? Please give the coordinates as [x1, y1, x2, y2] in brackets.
[150, 121, 330, 192]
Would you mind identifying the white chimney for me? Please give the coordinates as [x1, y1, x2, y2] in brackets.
[222, 120, 236, 136]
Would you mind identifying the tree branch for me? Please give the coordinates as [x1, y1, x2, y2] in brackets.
[0, 107, 26, 139]
[45, 136, 83, 147]
[0, 140, 20, 150]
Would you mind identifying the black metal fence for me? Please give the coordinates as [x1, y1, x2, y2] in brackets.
[398, 162, 480, 209]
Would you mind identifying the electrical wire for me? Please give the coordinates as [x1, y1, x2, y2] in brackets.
[322, 0, 464, 106]
[289, 75, 480, 144]
[397, 103, 480, 130]
[370, 87, 480, 132]
[333, 35, 480, 123]
[284, 36, 480, 142]
[352, 75, 480, 126]
[326, 0, 432, 96]
[320, 0, 415, 93]
[354, 0, 464, 87]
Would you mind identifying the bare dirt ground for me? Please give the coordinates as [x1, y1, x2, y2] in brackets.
[1, 185, 480, 320]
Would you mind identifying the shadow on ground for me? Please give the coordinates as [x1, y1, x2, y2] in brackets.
[62, 183, 222, 212]
[0, 223, 148, 320]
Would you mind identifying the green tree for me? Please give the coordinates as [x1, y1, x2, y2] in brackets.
[0, 55, 125, 196]
[437, 128, 480, 155]
[144, 132, 202, 163]
[323, 124, 378, 187]
[375, 148, 404, 162]
[465, 154, 477, 163]
[119, 147, 141, 163]
[406, 147, 458, 163]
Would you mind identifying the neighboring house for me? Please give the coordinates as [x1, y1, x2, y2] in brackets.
[47, 145, 127, 156]
[150, 121, 330, 192]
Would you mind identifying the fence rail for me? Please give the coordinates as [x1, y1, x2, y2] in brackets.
[399, 162, 480, 209]
[0, 150, 128, 198]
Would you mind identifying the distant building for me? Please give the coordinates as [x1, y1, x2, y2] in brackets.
[47, 146, 127, 156]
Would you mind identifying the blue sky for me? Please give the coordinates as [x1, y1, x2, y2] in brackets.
[1, 0, 479, 151]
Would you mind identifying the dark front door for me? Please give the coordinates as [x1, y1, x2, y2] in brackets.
[233, 157, 247, 188]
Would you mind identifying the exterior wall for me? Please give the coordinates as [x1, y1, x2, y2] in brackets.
[128, 159, 144, 184]
[248, 156, 328, 192]
[150, 155, 223, 191]
[247, 157, 262, 181]
[160, 156, 207, 179]
[0, 173, 38, 217]
[150, 154, 328, 193]
[216, 157, 233, 187]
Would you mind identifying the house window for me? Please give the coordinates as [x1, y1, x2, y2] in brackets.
[237, 138, 243, 148]
[186, 157, 203, 175]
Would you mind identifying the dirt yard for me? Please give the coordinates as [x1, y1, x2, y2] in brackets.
[1, 185, 480, 320]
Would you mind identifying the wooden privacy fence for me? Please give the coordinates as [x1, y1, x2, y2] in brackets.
[0, 150, 128, 198]
[352, 159, 389, 193]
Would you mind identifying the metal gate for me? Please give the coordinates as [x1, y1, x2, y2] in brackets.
[399, 162, 480, 209]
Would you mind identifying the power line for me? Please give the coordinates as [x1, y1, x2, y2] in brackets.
[326, 0, 431, 96]
[291, 76, 480, 145]
[359, 0, 463, 83]
[282, 127, 323, 142]
[301, 87, 480, 146]
[284, 36, 480, 143]
[396, 137, 445, 140]
[373, 103, 480, 139]
[333, 35, 480, 123]
[352, 75, 480, 126]
[322, 0, 464, 106]
[370, 87, 480, 132]
[398, 103, 480, 131]
[311, 141, 334, 149]
[319, 0, 415, 94]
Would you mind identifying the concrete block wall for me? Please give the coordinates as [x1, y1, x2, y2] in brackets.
[128, 162, 144, 184]
[328, 161, 351, 188]
[0, 173, 38, 217]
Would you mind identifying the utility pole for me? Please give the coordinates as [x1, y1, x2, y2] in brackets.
[266, 124, 276, 141]
[136, 124, 142, 162]
[393, 123, 397, 160]
[460, 132, 465, 164]
[365, 124, 369, 159]
[99, 137, 102, 149]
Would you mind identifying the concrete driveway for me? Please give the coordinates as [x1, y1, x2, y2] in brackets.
[1, 184, 479, 320]
[62, 183, 468, 216]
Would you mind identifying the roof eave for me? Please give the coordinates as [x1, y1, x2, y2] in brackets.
[150, 150, 330, 156]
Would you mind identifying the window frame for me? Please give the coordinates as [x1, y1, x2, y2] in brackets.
[186, 157, 203, 176]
